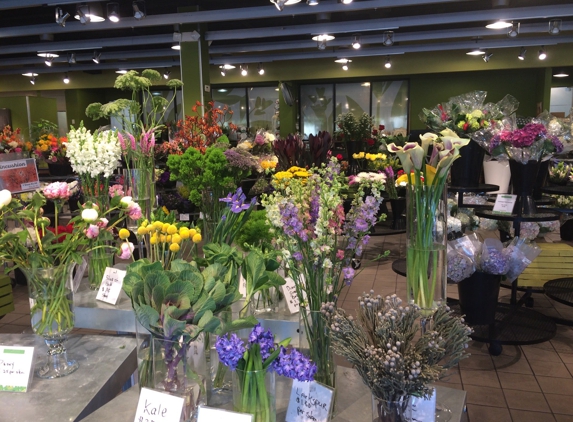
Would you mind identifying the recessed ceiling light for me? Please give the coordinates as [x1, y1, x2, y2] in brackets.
[486, 20, 513, 29]
[218, 89, 228, 92]
[553, 72, 569, 78]
[312, 34, 335, 42]
[22, 72, 39, 77]
[334, 58, 352, 63]
[115, 69, 128, 74]
[466, 48, 486, 56]
[171, 43, 181, 50]
[37, 52, 59, 58]
[361, 82, 370, 87]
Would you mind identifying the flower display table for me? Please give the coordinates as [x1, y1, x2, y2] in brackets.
[0, 334, 136, 422]
[544, 277, 573, 326]
[448, 183, 499, 209]
[82, 366, 468, 422]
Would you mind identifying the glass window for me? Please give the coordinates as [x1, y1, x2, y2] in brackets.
[335, 82, 371, 121]
[212, 88, 248, 128]
[248, 86, 279, 131]
[371, 81, 409, 133]
[300, 84, 334, 137]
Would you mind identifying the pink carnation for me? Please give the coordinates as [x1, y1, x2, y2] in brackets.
[43, 182, 70, 200]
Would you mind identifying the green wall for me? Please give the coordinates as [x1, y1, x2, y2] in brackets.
[0, 97, 28, 138]
[0, 96, 57, 141]
[65, 88, 129, 133]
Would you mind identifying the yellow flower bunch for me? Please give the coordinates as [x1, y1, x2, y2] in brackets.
[260, 160, 277, 171]
[352, 152, 366, 159]
[365, 153, 386, 161]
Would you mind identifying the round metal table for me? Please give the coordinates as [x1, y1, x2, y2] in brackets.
[544, 278, 573, 307]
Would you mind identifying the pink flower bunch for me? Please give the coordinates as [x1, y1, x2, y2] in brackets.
[109, 184, 124, 198]
[118, 242, 134, 259]
[499, 123, 546, 148]
[84, 224, 100, 239]
[120, 196, 143, 220]
[43, 182, 70, 200]
[117, 129, 155, 155]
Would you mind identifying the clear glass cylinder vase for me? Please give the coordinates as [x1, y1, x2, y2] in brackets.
[372, 395, 411, 422]
[232, 369, 276, 422]
[249, 287, 280, 315]
[88, 246, 113, 290]
[123, 168, 153, 228]
[24, 264, 79, 379]
[299, 310, 336, 389]
[405, 184, 447, 312]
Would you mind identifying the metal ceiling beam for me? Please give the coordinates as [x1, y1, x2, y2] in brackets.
[0, 0, 102, 10]
[210, 35, 573, 65]
[0, 0, 499, 39]
[209, 22, 573, 54]
[8, 60, 177, 76]
[0, 34, 173, 56]
[206, 4, 573, 41]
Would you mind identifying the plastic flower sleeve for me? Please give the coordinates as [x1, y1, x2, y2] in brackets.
[447, 249, 475, 283]
[505, 237, 542, 283]
[480, 238, 510, 275]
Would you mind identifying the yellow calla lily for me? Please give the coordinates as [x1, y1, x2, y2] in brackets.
[424, 164, 437, 186]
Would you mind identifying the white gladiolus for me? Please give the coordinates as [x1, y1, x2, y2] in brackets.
[0, 189, 12, 209]
[81, 208, 99, 222]
[66, 126, 121, 178]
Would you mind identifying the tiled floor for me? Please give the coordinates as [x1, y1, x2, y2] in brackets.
[2, 229, 573, 421]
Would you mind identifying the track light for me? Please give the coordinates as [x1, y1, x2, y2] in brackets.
[55, 7, 70, 27]
[384, 57, 392, 69]
[22, 73, 38, 77]
[486, 20, 512, 29]
[518, 47, 526, 60]
[107, 2, 120, 22]
[68, 53, 76, 64]
[271, 0, 287, 11]
[171, 43, 181, 51]
[76, 4, 90, 24]
[342, 64, 349, 71]
[92, 51, 101, 64]
[318, 40, 326, 50]
[30, 76, 36, 85]
[507, 22, 519, 38]
[467, 48, 485, 56]
[538, 46, 547, 60]
[483, 51, 493, 62]
[132, 1, 146, 20]
[163, 70, 170, 80]
[257, 63, 265, 75]
[63, 73, 70, 84]
[382, 31, 394, 47]
[75, 4, 104, 23]
[307, 0, 319, 4]
[45, 56, 54, 67]
[220, 68, 226, 77]
[240, 64, 248, 76]
[549, 19, 561, 35]
[352, 34, 361, 49]
[341, 0, 353, 3]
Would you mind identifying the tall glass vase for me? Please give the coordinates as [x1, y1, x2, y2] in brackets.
[123, 167, 153, 228]
[24, 264, 79, 379]
[405, 184, 447, 313]
[88, 247, 113, 290]
[372, 395, 411, 422]
[299, 310, 336, 389]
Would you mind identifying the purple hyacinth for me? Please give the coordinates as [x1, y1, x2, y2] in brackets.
[273, 347, 317, 382]
[215, 333, 246, 370]
[248, 324, 275, 360]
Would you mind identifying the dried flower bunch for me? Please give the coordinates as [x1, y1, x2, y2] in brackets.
[321, 293, 471, 403]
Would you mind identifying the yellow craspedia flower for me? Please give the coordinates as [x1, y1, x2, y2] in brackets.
[188, 228, 197, 238]
[169, 243, 180, 253]
[167, 224, 178, 235]
[140, 220, 148, 228]
[150, 235, 158, 245]
[166, 235, 172, 242]
[119, 228, 130, 240]
[192, 233, 202, 243]
[162, 223, 170, 233]
[162, 206, 169, 215]
[153, 221, 163, 231]
[160, 234, 167, 243]
[179, 228, 190, 239]
[137, 226, 148, 236]
[171, 234, 182, 244]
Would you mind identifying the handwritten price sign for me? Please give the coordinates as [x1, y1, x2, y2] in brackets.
[286, 380, 334, 422]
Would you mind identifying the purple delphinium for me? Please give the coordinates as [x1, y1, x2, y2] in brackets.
[344, 196, 381, 254]
[342, 266, 355, 284]
[551, 135, 564, 153]
[293, 252, 303, 261]
[215, 333, 246, 370]
[279, 201, 309, 241]
[273, 347, 316, 382]
[248, 324, 275, 360]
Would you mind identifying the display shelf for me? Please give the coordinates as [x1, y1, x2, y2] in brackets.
[474, 209, 560, 223]
[448, 183, 499, 209]
[0, 334, 136, 422]
[81, 366, 468, 422]
[541, 185, 573, 196]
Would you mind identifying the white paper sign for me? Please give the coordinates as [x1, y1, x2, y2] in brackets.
[286, 380, 334, 422]
[409, 389, 436, 422]
[96, 267, 126, 305]
[179, 213, 190, 222]
[0, 346, 35, 392]
[281, 277, 300, 314]
[239, 273, 247, 297]
[492, 194, 517, 215]
[197, 405, 253, 422]
[133, 388, 185, 422]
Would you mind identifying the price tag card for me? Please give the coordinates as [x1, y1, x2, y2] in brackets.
[0, 346, 35, 392]
[409, 389, 436, 422]
[197, 405, 253, 422]
[492, 194, 517, 215]
[286, 380, 334, 422]
[0, 159, 40, 193]
[96, 267, 126, 305]
[179, 213, 190, 222]
[133, 388, 184, 422]
[281, 277, 300, 314]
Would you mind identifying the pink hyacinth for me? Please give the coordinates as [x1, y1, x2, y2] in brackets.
[84, 224, 100, 239]
[43, 182, 70, 200]
[118, 242, 134, 259]
[127, 202, 142, 220]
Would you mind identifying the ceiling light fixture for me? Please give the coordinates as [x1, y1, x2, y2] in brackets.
[30, 76, 36, 85]
[549, 19, 562, 35]
[68, 53, 76, 64]
[285, 0, 302, 3]
[384, 57, 392, 69]
[313, 34, 334, 50]
[63, 73, 70, 84]
[75, 3, 105, 23]
[240, 64, 248, 76]
[518, 47, 527, 60]
[45, 56, 54, 67]
[382, 31, 394, 47]
[307, 0, 319, 5]
[271, 0, 287, 11]
[163, 70, 170, 80]
[553, 71, 569, 78]
[76, 4, 90, 24]
[115, 69, 128, 74]
[352, 34, 361, 49]
[37, 52, 59, 58]
[483, 51, 493, 62]
[92, 51, 101, 64]
[341, 0, 353, 3]
[55, 7, 70, 27]
[538, 46, 547, 60]
[342, 64, 349, 71]
[171, 43, 181, 50]
[257, 63, 265, 75]
[22, 72, 38, 77]
[221, 64, 236, 70]
[467, 47, 485, 56]
[334, 58, 351, 64]
[507, 22, 519, 38]
[220, 68, 226, 77]
[107, 2, 120, 23]
[132, 1, 146, 20]
[486, 20, 513, 29]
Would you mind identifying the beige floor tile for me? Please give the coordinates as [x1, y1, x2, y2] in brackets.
[529, 360, 572, 379]
[559, 353, 573, 364]
[464, 385, 507, 408]
[546, 393, 573, 415]
[537, 376, 573, 396]
[466, 404, 511, 422]
[497, 372, 541, 393]
[555, 415, 573, 422]
[460, 369, 501, 389]
[10, 314, 31, 326]
[503, 389, 550, 412]
[522, 346, 562, 363]
[510, 409, 557, 422]
[493, 355, 533, 375]
[458, 354, 495, 371]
